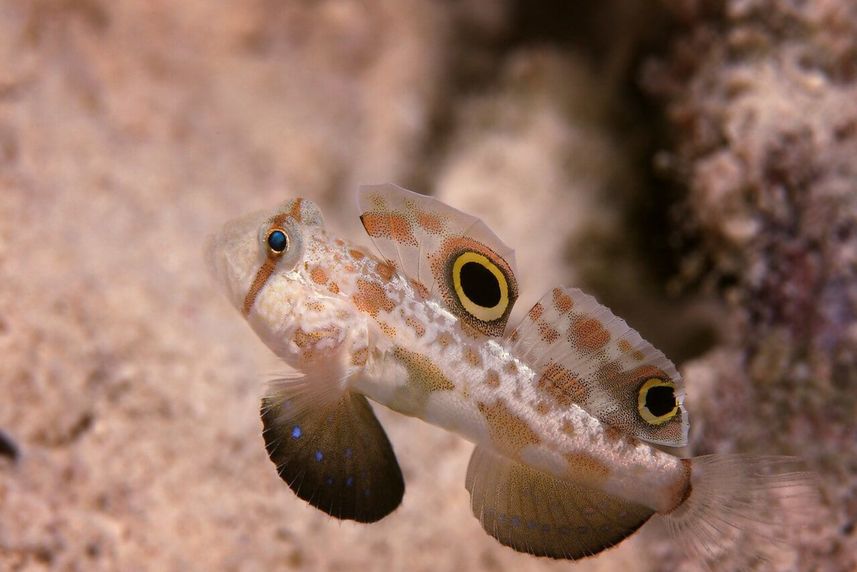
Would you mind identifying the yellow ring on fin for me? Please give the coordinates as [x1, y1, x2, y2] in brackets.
[637, 377, 678, 425]
[451, 251, 509, 322]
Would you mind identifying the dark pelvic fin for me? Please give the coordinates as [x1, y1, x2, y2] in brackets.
[466, 446, 653, 560]
[261, 387, 404, 523]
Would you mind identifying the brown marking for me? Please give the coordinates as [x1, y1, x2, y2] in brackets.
[538, 323, 560, 344]
[378, 321, 397, 338]
[393, 347, 455, 393]
[663, 459, 693, 514]
[553, 288, 574, 314]
[349, 249, 365, 260]
[334, 238, 345, 246]
[536, 361, 587, 407]
[409, 279, 430, 300]
[504, 361, 518, 375]
[242, 258, 276, 316]
[535, 400, 552, 415]
[310, 266, 328, 285]
[377, 260, 396, 282]
[416, 210, 444, 234]
[632, 350, 645, 361]
[352, 279, 395, 317]
[509, 330, 520, 343]
[306, 301, 325, 312]
[560, 419, 576, 437]
[617, 339, 633, 353]
[344, 264, 356, 273]
[360, 213, 418, 247]
[328, 282, 340, 294]
[436, 332, 453, 348]
[568, 317, 610, 351]
[292, 325, 342, 356]
[602, 425, 625, 444]
[565, 452, 611, 482]
[477, 398, 541, 452]
[464, 347, 483, 368]
[528, 303, 544, 321]
[405, 316, 426, 337]
[484, 369, 501, 388]
[351, 347, 368, 367]
[287, 197, 304, 223]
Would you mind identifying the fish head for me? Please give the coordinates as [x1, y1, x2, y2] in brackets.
[206, 197, 327, 318]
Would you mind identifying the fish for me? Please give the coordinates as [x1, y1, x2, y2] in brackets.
[206, 184, 816, 566]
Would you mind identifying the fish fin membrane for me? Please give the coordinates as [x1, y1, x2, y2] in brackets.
[357, 183, 519, 337]
[465, 445, 653, 560]
[509, 287, 689, 447]
[261, 375, 404, 523]
[658, 454, 820, 570]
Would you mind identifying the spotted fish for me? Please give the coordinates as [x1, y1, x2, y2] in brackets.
[207, 184, 815, 565]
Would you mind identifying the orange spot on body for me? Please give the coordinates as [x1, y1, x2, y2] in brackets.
[536, 361, 587, 407]
[561, 419, 576, 437]
[394, 347, 455, 393]
[465, 347, 482, 367]
[618, 339, 633, 353]
[405, 316, 426, 337]
[377, 260, 396, 282]
[352, 347, 368, 367]
[528, 303, 544, 321]
[535, 400, 552, 415]
[328, 282, 340, 294]
[569, 317, 610, 351]
[378, 321, 397, 338]
[410, 279, 430, 300]
[436, 332, 453, 348]
[565, 452, 611, 482]
[349, 249, 366, 260]
[310, 266, 328, 284]
[352, 279, 395, 317]
[292, 325, 342, 360]
[484, 369, 500, 388]
[477, 399, 541, 452]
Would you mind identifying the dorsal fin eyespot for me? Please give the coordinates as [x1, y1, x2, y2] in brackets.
[512, 287, 688, 447]
[358, 184, 519, 337]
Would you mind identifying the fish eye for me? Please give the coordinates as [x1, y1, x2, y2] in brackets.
[266, 228, 289, 255]
[637, 378, 678, 425]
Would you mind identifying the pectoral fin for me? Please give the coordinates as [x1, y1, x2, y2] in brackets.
[466, 446, 653, 559]
[261, 376, 404, 523]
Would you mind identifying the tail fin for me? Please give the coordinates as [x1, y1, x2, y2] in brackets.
[660, 455, 819, 570]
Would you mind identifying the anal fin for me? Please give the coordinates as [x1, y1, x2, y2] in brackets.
[465, 446, 653, 559]
[261, 376, 404, 523]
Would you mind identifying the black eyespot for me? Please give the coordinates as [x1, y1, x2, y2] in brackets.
[267, 229, 288, 253]
[460, 261, 501, 308]
[645, 385, 676, 417]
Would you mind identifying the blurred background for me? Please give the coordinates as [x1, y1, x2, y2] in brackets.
[1, 1, 855, 570]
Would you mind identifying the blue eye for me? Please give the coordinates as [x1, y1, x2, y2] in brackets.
[266, 229, 289, 254]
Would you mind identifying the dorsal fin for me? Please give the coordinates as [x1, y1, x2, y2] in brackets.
[358, 184, 519, 337]
[511, 287, 688, 447]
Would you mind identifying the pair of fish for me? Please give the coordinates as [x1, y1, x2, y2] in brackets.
[207, 184, 814, 567]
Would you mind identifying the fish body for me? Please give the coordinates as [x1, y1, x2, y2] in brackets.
[207, 185, 814, 565]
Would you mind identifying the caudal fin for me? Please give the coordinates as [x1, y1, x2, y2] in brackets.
[660, 455, 819, 570]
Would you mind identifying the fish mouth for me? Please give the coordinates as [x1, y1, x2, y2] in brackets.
[205, 208, 269, 312]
